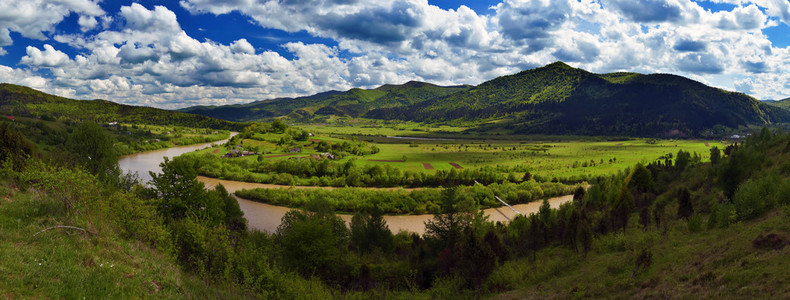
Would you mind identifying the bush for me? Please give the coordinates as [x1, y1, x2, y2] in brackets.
[733, 175, 781, 221]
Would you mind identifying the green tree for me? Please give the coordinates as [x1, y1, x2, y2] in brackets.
[66, 122, 120, 182]
[709, 146, 721, 165]
[149, 156, 224, 224]
[0, 122, 35, 170]
[425, 187, 481, 248]
[276, 199, 349, 279]
[677, 187, 694, 220]
[350, 206, 393, 253]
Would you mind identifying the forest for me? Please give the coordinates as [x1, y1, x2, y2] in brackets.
[2, 112, 789, 298]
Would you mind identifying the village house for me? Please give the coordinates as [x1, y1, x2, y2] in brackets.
[289, 147, 301, 153]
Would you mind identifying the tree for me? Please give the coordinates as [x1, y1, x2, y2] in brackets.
[211, 184, 247, 232]
[674, 150, 691, 171]
[677, 187, 694, 220]
[276, 198, 349, 279]
[425, 187, 481, 248]
[350, 206, 393, 253]
[149, 156, 223, 224]
[66, 122, 119, 182]
[0, 122, 35, 170]
[612, 186, 635, 232]
[628, 163, 653, 193]
[709, 146, 721, 165]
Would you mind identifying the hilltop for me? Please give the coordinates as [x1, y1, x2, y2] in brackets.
[179, 81, 470, 122]
[181, 62, 790, 137]
[368, 62, 789, 136]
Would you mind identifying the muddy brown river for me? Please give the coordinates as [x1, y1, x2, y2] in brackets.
[119, 134, 572, 234]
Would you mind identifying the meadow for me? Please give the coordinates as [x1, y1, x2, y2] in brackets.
[190, 121, 726, 184]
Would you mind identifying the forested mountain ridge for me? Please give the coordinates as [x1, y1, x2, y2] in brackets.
[179, 81, 470, 121]
[367, 62, 790, 136]
[0, 83, 245, 130]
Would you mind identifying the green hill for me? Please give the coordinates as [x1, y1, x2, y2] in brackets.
[367, 62, 790, 136]
[0, 83, 244, 130]
[179, 81, 470, 121]
[765, 98, 790, 111]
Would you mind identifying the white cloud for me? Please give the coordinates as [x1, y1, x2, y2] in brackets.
[0, 0, 789, 107]
[21, 44, 71, 68]
[0, 0, 104, 53]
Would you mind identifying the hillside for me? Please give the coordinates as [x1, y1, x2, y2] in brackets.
[179, 81, 470, 121]
[0, 84, 245, 130]
[367, 62, 790, 136]
[765, 98, 790, 110]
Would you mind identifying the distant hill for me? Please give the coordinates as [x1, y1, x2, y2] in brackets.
[764, 98, 790, 111]
[0, 84, 244, 130]
[367, 62, 790, 136]
[179, 81, 470, 122]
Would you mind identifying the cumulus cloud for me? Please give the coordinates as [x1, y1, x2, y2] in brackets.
[0, 0, 104, 52]
[0, 0, 788, 107]
[21, 44, 71, 67]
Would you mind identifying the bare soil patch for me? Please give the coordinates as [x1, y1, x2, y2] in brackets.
[423, 163, 434, 170]
[449, 162, 463, 169]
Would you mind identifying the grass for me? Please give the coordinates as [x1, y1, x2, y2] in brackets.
[488, 208, 790, 299]
[0, 182, 248, 299]
[200, 128, 725, 181]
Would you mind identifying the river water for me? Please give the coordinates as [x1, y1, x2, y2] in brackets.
[119, 134, 572, 234]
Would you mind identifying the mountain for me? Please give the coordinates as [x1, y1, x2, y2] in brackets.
[764, 98, 790, 111]
[179, 81, 471, 121]
[367, 62, 790, 136]
[0, 84, 244, 130]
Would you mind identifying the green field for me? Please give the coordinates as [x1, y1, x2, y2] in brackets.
[194, 124, 725, 183]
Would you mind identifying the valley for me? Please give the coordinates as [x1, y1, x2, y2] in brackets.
[1, 63, 789, 299]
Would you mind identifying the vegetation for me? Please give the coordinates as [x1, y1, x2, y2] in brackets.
[178, 62, 789, 137]
[0, 83, 246, 130]
[235, 180, 575, 214]
[180, 81, 469, 121]
[3, 112, 790, 298]
[369, 62, 790, 137]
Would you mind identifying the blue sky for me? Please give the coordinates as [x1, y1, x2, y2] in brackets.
[0, 0, 789, 108]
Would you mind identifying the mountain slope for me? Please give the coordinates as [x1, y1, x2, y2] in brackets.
[765, 98, 790, 111]
[0, 84, 244, 130]
[179, 81, 470, 121]
[367, 62, 790, 136]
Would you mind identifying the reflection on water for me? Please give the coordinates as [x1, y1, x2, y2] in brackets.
[119, 133, 572, 235]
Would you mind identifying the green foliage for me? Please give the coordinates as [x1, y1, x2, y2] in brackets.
[276, 199, 350, 280]
[181, 81, 469, 121]
[367, 62, 790, 136]
[66, 122, 120, 183]
[350, 207, 393, 253]
[0, 83, 245, 130]
[148, 157, 224, 224]
[0, 122, 36, 170]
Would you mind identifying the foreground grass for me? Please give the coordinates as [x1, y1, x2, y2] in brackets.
[0, 183, 250, 299]
[488, 208, 790, 299]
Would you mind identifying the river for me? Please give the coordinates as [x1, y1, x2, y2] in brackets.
[119, 133, 572, 234]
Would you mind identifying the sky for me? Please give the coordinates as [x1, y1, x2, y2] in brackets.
[0, 0, 789, 109]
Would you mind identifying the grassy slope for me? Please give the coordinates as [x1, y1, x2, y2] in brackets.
[0, 183, 245, 299]
[490, 210, 790, 299]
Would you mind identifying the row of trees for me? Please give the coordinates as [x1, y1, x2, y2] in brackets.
[235, 180, 575, 215]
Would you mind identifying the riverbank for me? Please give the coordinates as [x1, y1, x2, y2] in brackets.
[119, 134, 574, 234]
